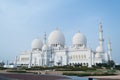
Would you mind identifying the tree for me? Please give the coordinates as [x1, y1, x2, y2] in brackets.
[0, 61, 5, 67]
[108, 60, 115, 68]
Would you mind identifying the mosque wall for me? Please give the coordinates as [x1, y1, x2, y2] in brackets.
[68, 49, 92, 67]
[53, 50, 67, 66]
[17, 54, 30, 65]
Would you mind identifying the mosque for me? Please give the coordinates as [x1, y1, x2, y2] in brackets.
[15, 23, 112, 68]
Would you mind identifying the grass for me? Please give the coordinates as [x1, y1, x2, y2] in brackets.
[63, 72, 116, 76]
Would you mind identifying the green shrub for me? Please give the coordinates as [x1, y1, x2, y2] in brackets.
[0, 67, 7, 70]
[6, 70, 26, 73]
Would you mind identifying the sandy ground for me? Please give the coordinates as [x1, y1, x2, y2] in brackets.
[1, 70, 120, 80]
[88, 70, 120, 80]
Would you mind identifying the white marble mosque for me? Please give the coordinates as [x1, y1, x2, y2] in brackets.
[15, 23, 112, 68]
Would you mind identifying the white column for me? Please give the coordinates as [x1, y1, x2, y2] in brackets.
[44, 52, 47, 66]
[88, 50, 92, 67]
[28, 52, 32, 68]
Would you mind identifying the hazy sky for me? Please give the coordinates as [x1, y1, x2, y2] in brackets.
[0, 0, 120, 64]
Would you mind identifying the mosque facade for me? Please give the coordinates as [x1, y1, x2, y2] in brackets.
[15, 23, 112, 68]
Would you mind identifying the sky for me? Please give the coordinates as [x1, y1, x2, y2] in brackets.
[0, 0, 120, 64]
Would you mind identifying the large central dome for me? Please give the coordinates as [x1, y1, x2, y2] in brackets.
[48, 29, 65, 47]
[72, 32, 87, 47]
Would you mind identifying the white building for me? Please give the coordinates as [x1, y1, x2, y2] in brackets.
[15, 23, 112, 68]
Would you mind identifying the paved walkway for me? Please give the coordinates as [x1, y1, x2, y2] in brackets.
[88, 75, 120, 80]
[0, 73, 70, 80]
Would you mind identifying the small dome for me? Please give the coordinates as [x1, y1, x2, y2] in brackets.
[42, 44, 48, 51]
[48, 29, 65, 47]
[95, 53, 102, 58]
[31, 38, 43, 50]
[72, 32, 87, 47]
[96, 46, 104, 53]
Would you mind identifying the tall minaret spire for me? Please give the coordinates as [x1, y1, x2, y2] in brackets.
[108, 37, 112, 61]
[99, 22, 104, 52]
[43, 32, 47, 44]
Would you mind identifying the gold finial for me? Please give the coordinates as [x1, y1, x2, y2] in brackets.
[55, 27, 58, 30]
[99, 21, 102, 27]
[99, 21, 102, 25]
[99, 21, 103, 32]
[78, 30, 80, 33]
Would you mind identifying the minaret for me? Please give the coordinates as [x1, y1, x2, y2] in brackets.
[14, 56, 17, 67]
[43, 32, 48, 66]
[99, 22, 104, 52]
[43, 32, 46, 44]
[108, 38, 112, 61]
